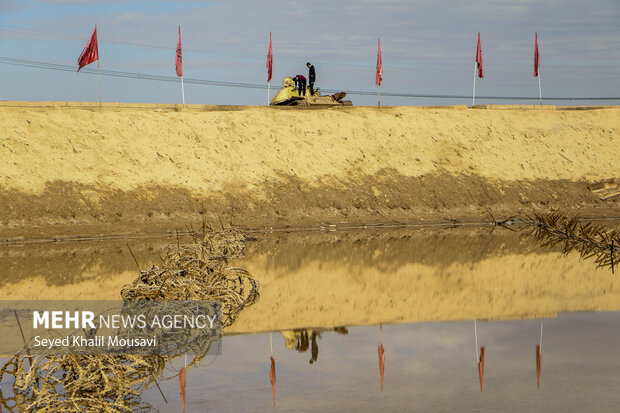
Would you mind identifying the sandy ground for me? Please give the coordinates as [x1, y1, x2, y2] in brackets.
[0, 103, 618, 238]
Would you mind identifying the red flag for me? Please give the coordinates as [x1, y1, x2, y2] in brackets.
[266, 32, 273, 83]
[176, 26, 183, 77]
[376, 38, 383, 86]
[478, 346, 485, 392]
[536, 344, 542, 388]
[77, 25, 99, 71]
[475, 32, 483, 78]
[378, 344, 385, 391]
[534, 32, 540, 77]
[269, 356, 276, 406]
[179, 367, 186, 413]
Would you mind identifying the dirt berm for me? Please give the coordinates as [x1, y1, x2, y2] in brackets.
[0, 103, 618, 239]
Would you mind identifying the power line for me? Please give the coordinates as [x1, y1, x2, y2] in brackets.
[3, 25, 620, 74]
[1, 56, 619, 101]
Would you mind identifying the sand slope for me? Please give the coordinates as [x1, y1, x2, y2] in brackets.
[0, 104, 618, 237]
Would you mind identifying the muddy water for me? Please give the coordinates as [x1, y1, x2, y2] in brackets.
[1, 224, 619, 411]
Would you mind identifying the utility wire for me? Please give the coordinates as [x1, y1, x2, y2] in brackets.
[3, 26, 620, 74]
[1, 56, 619, 101]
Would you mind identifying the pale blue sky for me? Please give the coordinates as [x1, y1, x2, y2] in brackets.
[1, 0, 619, 105]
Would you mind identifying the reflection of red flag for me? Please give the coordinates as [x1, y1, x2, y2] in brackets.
[77, 25, 99, 71]
[378, 344, 385, 391]
[176, 26, 183, 77]
[179, 367, 186, 413]
[269, 356, 276, 406]
[475, 32, 484, 78]
[376, 39, 383, 86]
[266, 32, 273, 83]
[534, 32, 540, 77]
[536, 344, 542, 388]
[478, 346, 485, 392]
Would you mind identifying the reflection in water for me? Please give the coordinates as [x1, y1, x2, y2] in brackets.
[269, 353, 276, 407]
[536, 344, 542, 389]
[136, 312, 620, 412]
[0, 353, 164, 412]
[536, 319, 543, 389]
[474, 320, 486, 392]
[280, 327, 348, 365]
[1, 223, 619, 410]
[478, 345, 486, 392]
[179, 366, 187, 413]
[2, 224, 620, 331]
[378, 324, 385, 392]
[527, 214, 619, 273]
[231, 222, 620, 333]
[474, 319, 543, 393]
[0, 229, 259, 412]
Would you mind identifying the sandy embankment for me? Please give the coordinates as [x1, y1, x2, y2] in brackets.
[0, 103, 618, 238]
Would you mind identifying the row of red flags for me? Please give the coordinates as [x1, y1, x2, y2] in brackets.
[77, 25, 185, 76]
[179, 342, 541, 411]
[267, 342, 540, 407]
[77, 27, 542, 86]
[474, 32, 540, 78]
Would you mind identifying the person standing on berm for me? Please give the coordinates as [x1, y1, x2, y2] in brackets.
[293, 75, 307, 96]
[307, 62, 316, 95]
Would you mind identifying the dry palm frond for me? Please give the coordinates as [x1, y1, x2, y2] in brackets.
[0, 353, 163, 412]
[121, 227, 258, 326]
[525, 213, 619, 273]
[1, 228, 258, 413]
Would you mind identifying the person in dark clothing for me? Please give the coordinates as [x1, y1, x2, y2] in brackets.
[309, 331, 319, 364]
[296, 330, 309, 352]
[292, 75, 306, 96]
[306, 62, 316, 95]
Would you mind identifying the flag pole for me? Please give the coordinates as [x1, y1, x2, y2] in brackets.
[539, 319, 543, 353]
[97, 59, 102, 107]
[266, 31, 273, 106]
[538, 71, 542, 106]
[181, 76, 185, 105]
[472, 61, 477, 107]
[474, 319, 479, 361]
[375, 38, 382, 108]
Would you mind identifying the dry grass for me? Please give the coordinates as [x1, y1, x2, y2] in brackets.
[526, 213, 619, 273]
[0, 227, 259, 412]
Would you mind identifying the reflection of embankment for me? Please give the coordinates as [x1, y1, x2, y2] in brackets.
[228, 225, 620, 333]
[230, 249, 620, 333]
[0, 225, 560, 294]
[3, 224, 620, 332]
[243, 226, 550, 272]
[0, 240, 168, 290]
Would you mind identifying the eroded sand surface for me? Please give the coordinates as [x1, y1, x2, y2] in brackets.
[0, 104, 618, 238]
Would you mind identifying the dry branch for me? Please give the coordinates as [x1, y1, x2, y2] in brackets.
[1, 227, 259, 412]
